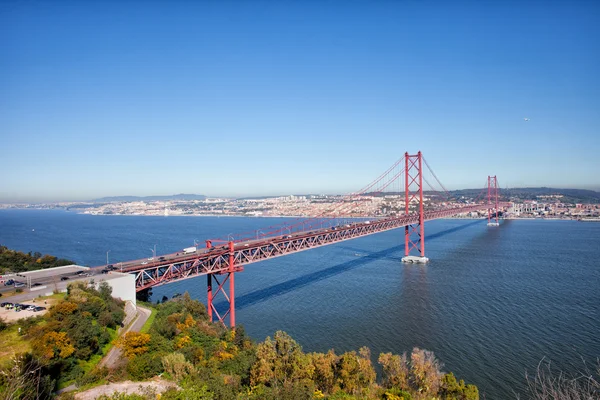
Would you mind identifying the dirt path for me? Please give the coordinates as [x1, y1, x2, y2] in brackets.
[74, 379, 177, 400]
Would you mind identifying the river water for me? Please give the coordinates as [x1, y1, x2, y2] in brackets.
[1, 209, 598, 399]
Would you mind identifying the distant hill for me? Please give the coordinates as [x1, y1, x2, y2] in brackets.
[92, 193, 207, 203]
[450, 187, 600, 203]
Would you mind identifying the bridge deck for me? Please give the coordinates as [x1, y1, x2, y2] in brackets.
[126, 202, 509, 291]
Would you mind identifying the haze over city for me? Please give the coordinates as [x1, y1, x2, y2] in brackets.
[1, 1, 599, 203]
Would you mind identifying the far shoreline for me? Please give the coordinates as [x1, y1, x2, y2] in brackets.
[1, 208, 592, 222]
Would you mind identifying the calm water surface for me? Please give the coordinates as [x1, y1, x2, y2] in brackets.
[1, 209, 599, 399]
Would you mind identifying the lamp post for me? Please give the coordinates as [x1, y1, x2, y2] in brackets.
[106, 250, 110, 265]
[150, 244, 157, 259]
[228, 233, 234, 242]
[256, 229, 264, 240]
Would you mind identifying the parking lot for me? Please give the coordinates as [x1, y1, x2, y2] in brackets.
[0, 301, 49, 322]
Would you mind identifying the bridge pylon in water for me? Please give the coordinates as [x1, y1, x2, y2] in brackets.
[487, 175, 500, 226]
[402, 151, 429, 263]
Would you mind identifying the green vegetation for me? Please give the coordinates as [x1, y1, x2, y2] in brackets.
[0, 282, 125, 398]
[104, 293, 479, 400]
[0, 245, 75, 274]
[1, 288, 479, 399]
[138, 304, 157, 334]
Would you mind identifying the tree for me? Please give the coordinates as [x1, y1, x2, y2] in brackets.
[115, 332, 152, 358]
[310, 350, 337, 394]
[378, 352, 409, 390]
[48, 301, 78, 320]
[335, 351, 361, 395]
[162, 352, 195, 382]
[98, 281, 113, 301]
[33, 331, 75, 360]
[440, 372, 479, 400]
[357, 346, 376, 389]
[409, 348, 443, 397]
[250, 331, 313, 388]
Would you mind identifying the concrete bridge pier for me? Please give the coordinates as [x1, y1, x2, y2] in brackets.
[401, 255, 429, 263]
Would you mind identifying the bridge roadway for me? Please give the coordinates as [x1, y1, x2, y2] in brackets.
[109, 202, 510, 292]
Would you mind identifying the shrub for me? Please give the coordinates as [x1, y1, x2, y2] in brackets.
[126, 353, 163, 381]
[162, 352, 195, 382]
[76, 366, 109, 387]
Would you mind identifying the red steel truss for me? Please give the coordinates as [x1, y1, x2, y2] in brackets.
[128, 200, 510, 326]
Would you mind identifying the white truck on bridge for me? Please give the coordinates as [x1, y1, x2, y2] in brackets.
[183, 246, 197, 254]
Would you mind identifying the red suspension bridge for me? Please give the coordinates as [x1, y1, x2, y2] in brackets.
[110, 152, 510, 327]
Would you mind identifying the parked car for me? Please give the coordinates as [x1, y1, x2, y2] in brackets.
[106, 264, 113, 269]
[1, 302, 13, 308]
[14, 282, 25, 288]
[101, 269, 109, 274]
[26, 305, 36, 311]
[60, 276, 69, 281]
[4, 279, 14, 286]
[75, 271, 86, 275]
[32, 282, 42, 287]
[33, 306, 46, 312]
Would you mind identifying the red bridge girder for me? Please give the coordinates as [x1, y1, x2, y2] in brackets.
[130, 201, 511, 294]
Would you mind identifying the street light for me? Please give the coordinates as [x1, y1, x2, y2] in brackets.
[256, 229, 264, 239]
[227, 233, 234, 242]
[106, 250, 110, 265]
[150, 244, 157, 259]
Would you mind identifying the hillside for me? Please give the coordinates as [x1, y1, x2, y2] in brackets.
[92, 194, 207, 203]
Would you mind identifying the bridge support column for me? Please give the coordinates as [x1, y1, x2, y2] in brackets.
[205, 241, 241, 328]
[402, 151, 429, 264]
[228, 241, 235, 328]
[206, 240, 213, 322]
[487, 176, 500, 227]
[207, 274, 213, 322]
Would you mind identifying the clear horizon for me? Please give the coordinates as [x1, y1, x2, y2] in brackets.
[2, 1, 599, 203]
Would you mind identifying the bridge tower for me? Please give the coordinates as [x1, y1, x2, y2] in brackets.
[402, 151, 429, 263]
[205, 240, 242, 328]
[487, 176, 500, 226]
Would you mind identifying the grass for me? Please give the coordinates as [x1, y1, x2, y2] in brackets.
[139, 305, 157, 334]
[0, 324, 32, 363]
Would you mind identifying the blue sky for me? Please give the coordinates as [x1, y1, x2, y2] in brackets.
[1, 1, 599, 202]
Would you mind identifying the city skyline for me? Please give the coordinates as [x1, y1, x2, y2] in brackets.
[2, 1, 599, 202]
